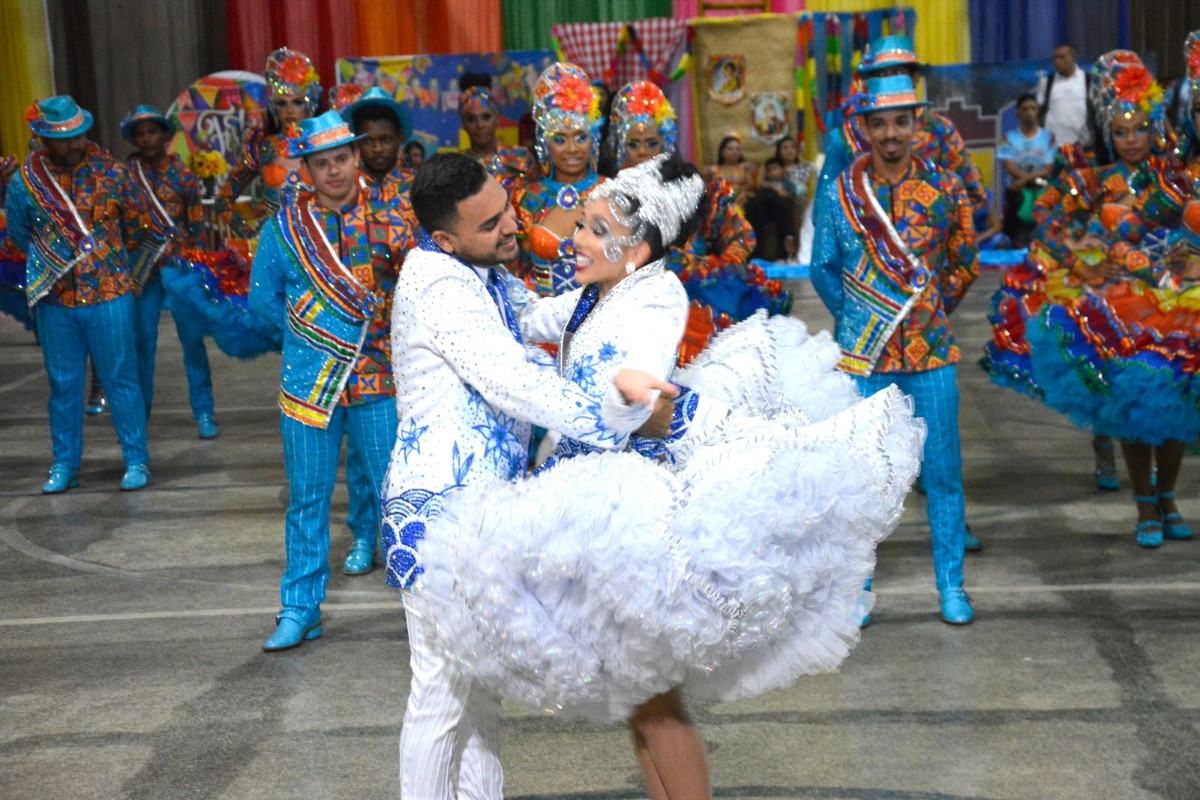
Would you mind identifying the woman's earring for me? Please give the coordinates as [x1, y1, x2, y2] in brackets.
[624, 261, 636, 275]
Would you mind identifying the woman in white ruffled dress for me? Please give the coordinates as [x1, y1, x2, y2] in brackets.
[406, 155, 925, 799]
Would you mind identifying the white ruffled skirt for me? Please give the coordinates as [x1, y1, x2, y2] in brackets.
[406, 312, 925, 723]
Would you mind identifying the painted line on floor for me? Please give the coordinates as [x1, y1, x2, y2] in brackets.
[1, 583, 1196, 628]
[0, 601, 401, 627]
[0, 370, 45, 395]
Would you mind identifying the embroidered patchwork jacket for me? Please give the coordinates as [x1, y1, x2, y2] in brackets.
[814, 107, 988, 227]
[381, 244, 652, 589]
[127, 153, 205, 288]
[249, 187, 415, 428]
[5, 143, 149, 307]
[811, 153, 979, 376]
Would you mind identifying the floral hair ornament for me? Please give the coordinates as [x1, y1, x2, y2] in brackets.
[264, 47, 323, 114]
[531, 62, 603, 175]
[329, 84, 365, 115]
[590, 153, 704, 262]
[458, 86, 499, 116]
[1092, 51, 1170, 157]
[609, 81, 677, 169]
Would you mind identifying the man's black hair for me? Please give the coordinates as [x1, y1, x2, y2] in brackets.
[764, 156, 785, 169]
[405, 140, 426, 156]
[1016, 92, 1038, 107]
[351, 104, 402, 137]
[411, 152, 490, 233]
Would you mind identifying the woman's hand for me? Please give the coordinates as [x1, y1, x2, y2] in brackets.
[614, 370, 680, 406]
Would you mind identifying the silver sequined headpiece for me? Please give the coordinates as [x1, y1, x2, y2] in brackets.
[590, 154, 704, 262]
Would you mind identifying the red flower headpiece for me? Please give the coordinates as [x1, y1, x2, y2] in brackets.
[24, 102, 42, 124]
[554, 71, 595, 115]
[1114, 65, 1154, 104]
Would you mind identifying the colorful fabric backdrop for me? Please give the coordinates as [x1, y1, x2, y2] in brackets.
[689, 8, 915, 166]
[552, 18, 689, 88]
[336, 51, 556, 152]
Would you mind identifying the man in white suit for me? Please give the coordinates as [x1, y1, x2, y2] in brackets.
[383, 152, 674, 800]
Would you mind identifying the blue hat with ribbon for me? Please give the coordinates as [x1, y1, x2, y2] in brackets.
[341, 87, 412, 142]
[286, 110, 364, 158]
[858, 34, 924, 76]
[120, 105, 175, 143]
[27, 95, 94, 139]
[851, 74, 930, 116]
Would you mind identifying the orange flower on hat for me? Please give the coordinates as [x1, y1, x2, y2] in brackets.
[627, 82, 663, 116]
[555, 72, 594, 115]
[280, 54, 313, 86]
[286, 121, 303, 140]
[1114, 65, 1154, 104]
[24, 103, 41, 124]
[331, 84, 364, 113]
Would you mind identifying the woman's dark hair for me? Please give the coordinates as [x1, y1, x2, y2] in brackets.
[404, 140, 426, 157]
[411, 152, 490, 233]
[774, 136, 798, 163]
[459, 72, 493, 92]
[613, 156, 704, 262]
[717, 135, 743, 164]
[1016, 92, 1038, 108]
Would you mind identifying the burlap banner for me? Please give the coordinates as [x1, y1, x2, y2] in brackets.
[690, 13, 798, 167]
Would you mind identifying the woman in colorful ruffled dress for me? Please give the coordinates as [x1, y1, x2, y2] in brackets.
[608, 81, 791, 362]
[226, 48, 322, 228]
[457, 72, 536, 191]
[511, 62, 608, 297]
[1005, 53, 1196, 547]
[984, 52, 1147, 492]
[162, 48, 320, 359]
[408, 155, 923, 799]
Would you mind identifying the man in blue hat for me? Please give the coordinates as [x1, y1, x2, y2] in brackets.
[814, 35, 987, 218]
[340, 87, 414, 207]
[5, 95, 153, 493]
[811, 74, 980, 626]
[249, 110, 417, 651]
[121, 105, 220, 439]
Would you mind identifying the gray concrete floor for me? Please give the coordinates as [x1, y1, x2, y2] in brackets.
[1, 270, 1198, 800]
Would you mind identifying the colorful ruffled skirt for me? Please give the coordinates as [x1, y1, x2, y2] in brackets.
[160, 242, 280, 359]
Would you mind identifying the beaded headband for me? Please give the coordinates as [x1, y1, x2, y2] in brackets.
[590, 153, 704, 262]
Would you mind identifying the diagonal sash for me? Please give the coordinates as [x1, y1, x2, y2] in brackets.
[129, 160, 180, 291]
[19, 151, 97, 305]
[835, 155, 932, 376]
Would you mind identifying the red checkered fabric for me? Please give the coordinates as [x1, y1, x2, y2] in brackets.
[552, 18, 688, 88]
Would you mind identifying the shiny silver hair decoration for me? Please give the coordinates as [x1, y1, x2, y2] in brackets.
[591, 154, 704, 262]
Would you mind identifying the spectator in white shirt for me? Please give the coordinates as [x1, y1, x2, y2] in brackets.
[1036, 43, 1094, 150]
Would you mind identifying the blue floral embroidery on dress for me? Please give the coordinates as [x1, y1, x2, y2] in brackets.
[629, 383, 697, 461]
[597, 341, 619, 362]
[473, 411, 523, 469]
[396, 420, 429, 463]
[451, 442, 475, 485]
[570, 354, 599, 393]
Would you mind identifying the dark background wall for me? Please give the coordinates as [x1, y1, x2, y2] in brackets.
[46, 0, 226, 155]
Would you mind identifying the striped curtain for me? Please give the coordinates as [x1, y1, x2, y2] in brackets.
[805, 0, 970, 65]
[352, 0, 502, 56]
[0, 0, 55, 157]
